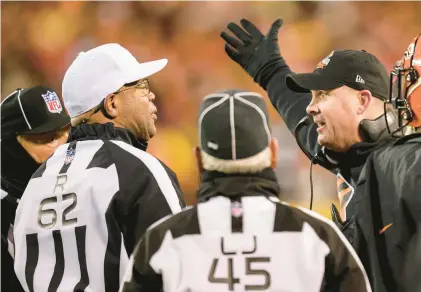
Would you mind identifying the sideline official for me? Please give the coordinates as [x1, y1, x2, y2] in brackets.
[1, 86, 70, 291]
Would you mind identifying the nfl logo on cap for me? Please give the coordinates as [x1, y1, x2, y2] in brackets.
[42, 91, 63, 114]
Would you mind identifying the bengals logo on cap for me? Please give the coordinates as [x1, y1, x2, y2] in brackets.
[316, 51, 335, 69]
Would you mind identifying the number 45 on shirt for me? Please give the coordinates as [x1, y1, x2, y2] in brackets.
[208, 236, 271, 291]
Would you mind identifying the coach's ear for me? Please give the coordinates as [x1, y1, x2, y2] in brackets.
[356, 89, 373, 116]
[194, 146, 205, 175]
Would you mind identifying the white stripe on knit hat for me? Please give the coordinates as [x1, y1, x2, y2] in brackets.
[229, 96, 236, 160]
[16, 89, 32, 130]
[234, 94, 271, 143]
[233, 92, 264, 99]
[198, 94, 230, 148]
[203, 93, 229, 101]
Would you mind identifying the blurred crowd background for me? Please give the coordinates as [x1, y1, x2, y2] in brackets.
[2, 1, 421, 217]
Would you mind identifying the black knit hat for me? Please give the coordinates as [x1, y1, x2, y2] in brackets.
[198, 89, 271, 160]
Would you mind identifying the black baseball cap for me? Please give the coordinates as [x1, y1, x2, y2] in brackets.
[199, 89, 271, 160]
[1, 86, 70, 139]
[286, 50, 390, 101]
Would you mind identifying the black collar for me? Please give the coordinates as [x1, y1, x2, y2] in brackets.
[392, 132, 421, 146]
[1, 137, 40, 197]
[69, 123, 148, 151]
[324, 136, 397, 169]
[197, 168, 280, 202]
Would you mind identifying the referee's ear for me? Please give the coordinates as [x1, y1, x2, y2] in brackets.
[103, 94, 118, 119]
[194, 146, 205, 175]
[270, 138, 278, 169]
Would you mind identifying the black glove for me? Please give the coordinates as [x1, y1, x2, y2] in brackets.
[220, 19, 286, 89]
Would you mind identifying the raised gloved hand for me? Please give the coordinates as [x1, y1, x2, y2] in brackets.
[220, 18, 286, 89]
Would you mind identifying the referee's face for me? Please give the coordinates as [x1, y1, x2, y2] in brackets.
[114, 80, 158, 141]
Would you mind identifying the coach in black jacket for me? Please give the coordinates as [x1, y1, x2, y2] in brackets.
[121, 90, 371, 292]
[13, 44, 185, 292]
[220, 19, 400, 240]
[220, 19, 421, 292]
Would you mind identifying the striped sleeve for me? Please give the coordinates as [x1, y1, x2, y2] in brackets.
[297, 207, 372, 292]
[106, 140, 184, 254]
[119, 230, 163, 292]
[120, 207, 197, 292]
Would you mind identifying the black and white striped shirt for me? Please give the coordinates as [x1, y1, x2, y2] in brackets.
[13, 125, 185, 292]
[121, 194, 371, 292]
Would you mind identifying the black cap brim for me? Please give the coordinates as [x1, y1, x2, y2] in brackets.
[18, 114, 70, 136]
[286, 72, 343, 93]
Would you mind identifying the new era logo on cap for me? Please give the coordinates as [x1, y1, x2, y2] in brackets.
[355, 75, 365, 84]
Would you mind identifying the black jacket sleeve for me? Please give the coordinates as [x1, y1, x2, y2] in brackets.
[352, 138, 421, 292]
[378, 142, 421, 292]
[266, 67, 321, 159]
[401, 171, 421, 292]
[402, 230, 421, 292]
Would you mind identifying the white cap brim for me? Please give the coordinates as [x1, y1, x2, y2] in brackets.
[125, 58, 168, 83]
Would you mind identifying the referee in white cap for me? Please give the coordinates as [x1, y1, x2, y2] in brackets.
[13, 44, 185, 292]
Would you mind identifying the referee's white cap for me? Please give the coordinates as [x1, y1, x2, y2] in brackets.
[62, 43, 167, 118]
